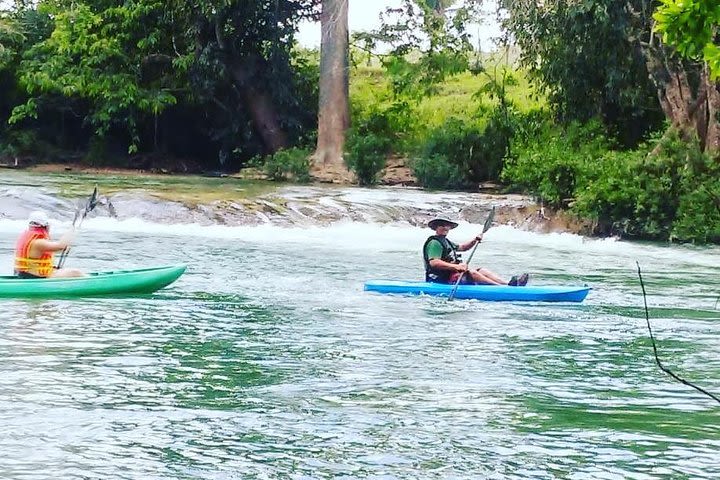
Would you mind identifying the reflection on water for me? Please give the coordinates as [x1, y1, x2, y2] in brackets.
[1, 182, 720, 478]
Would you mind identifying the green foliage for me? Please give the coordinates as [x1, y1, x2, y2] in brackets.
[502, 119, 611, 206]
[1, 0, 319, 168]
[0, 14, 24, 68]
[183, 0, 320, 165]
[413, 63, 525, 190]
[377, 0, 478, 59]
[500, 0, 664, 147]
[351, 43, 531, 191]
[573, 132, 720, 242]
[11, 1, 178, 153]
[383, 53, 469, 103]
[412, 154, 468, 190]
[345, 133, 391, 186]
[505, 124, 720, 243]
[263, 148, 311, 183]
[417, 114, 506, 186]
[354, 0, 480, 155]
[654, 0, 720, 79]
[0, 128, 40, 156]
[344, 108, 394, 185]
[673, 180, 720, 243]
[575, 151, 680, 239]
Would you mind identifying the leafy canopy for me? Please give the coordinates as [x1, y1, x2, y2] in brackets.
[10, 0, 178, 153]
[654, 0, 720, 79]
[500, 0, 663, 146]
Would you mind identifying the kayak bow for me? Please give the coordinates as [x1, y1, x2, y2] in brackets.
[0, 265, 186, 298]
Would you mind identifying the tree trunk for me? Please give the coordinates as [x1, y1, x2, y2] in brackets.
[312, 0, 352, 182]
[644, 44, 693, 131]
[230, 61, 288, 154]
[642, 41, 720, 157]
[703, 67, 720, 155]
[214, 16, 288, 155]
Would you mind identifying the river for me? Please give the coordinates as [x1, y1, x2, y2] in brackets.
[1, 171, 719, 478]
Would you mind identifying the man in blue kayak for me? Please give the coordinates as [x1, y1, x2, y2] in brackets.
[14, 211, 84, 278]
[423, 216, 529, 286]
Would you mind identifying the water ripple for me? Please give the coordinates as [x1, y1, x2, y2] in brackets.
[2, 188, 720, 478]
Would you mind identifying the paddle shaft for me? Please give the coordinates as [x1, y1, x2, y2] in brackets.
[448, 207, 495, 301]
[56, 224, 79, 270]
[447, 240, 481, 301]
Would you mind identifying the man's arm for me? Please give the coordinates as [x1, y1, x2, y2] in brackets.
[457, 233, 483, 252]
[429, 258, 465, 272]
[28, 231, 75, 256]
[427, 239, 465, 272]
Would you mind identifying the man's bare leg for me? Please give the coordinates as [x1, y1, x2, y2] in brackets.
[52, 268, 85, 278]
[469, 269, 506, 285]
[477, 268, 507, 284]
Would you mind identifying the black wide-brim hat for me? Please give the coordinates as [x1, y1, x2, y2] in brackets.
[428, 217, 459, 230]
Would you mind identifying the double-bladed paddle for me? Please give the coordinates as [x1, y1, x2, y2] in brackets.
[56, 186, 99, 269]
[448, 206, 495, 301]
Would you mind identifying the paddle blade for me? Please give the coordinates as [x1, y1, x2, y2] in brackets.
[86, 186, 99, 213]
[105, 198, 117, 217]
[482, 206, 496, 233]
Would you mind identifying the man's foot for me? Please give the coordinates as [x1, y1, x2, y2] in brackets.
[508, 273, 530, 286]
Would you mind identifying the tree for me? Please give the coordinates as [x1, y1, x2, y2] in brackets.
[0, 14, 23, 68]
[8, 0, 319, 165]
[631, 0, 720, 156]
[652, 0, 720, 154]
[312, 0, 351, 181]
[654, 0, 720, 79]
[10, 0, 180, 153]
[181, 0, 319, 157]
[501, 0, 719, 155]
[500, 0, 664, 147]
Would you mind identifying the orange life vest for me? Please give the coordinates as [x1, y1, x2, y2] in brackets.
[14, 227, 54, 277]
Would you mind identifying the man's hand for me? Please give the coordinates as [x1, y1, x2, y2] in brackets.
[455, 263, 468, 272]
[59, 229, 76, 248]
[475, 233, 483, 243]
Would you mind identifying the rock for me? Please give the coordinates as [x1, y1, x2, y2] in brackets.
[494, 204, 594, 235]
[379, 156, 417, 186]
[310, 164, 356, 184]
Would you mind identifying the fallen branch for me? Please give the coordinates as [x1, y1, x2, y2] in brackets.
[636, 261, 720, 404]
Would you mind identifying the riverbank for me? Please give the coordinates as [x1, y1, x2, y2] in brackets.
[1, 155, 418, 186]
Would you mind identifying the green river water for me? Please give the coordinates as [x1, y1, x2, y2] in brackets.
[1, 171, 719, 479]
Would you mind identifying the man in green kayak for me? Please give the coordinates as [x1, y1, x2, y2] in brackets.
[14, 211, 84, 278]
[423, 216, 529, 286]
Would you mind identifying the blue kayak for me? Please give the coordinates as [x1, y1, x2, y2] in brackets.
[364, 280, 591, 302]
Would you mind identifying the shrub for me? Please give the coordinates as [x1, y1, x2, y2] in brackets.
[412, 154, 469, 190]
[263, 147, 311, 183]
[413, 104, 524, 190]
[502, 119, 610, 206]
[344, 131, 391, 185]
[344, 108, 396, 185]
[572, 130, 720, 242]
[0, 129, 41, 157]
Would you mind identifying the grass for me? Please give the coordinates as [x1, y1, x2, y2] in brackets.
[349, 60, 546, 143]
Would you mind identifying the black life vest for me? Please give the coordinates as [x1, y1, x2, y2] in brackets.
[423, 235, 462, 283]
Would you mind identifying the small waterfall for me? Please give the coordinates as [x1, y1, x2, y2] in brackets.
[1, 172, 526, 228]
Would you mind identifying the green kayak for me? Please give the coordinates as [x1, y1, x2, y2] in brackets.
[0, 265, 186, 298]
